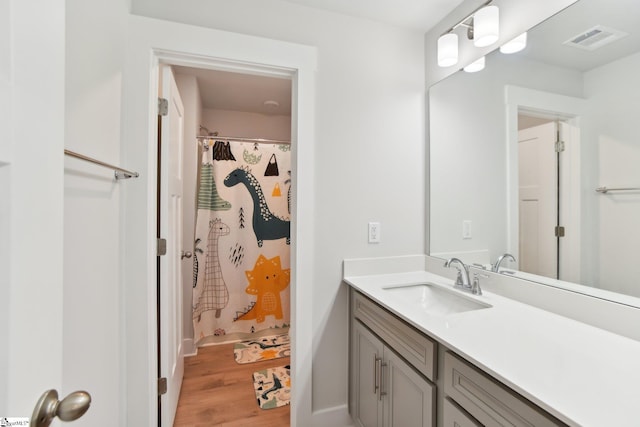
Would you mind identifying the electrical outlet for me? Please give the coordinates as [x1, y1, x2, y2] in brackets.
[368, 222, 381, 243]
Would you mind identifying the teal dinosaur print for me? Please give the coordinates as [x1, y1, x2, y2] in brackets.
[198, 164, 231, 211]
[224, 167, 290, 247]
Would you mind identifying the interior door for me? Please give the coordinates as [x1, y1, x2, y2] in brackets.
[159, 65, 185, 426]
[518, 121, 558, 279]
[1, 0, 68, 423]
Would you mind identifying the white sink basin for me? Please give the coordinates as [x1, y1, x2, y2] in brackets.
[382, 283, 491, 316]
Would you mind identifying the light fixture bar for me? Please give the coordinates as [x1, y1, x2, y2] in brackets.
[442, 0, 493, 36]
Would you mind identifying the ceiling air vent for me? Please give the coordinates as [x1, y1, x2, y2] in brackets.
[563, 25, 628, 51]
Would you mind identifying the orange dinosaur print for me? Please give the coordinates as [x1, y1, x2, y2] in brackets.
[260, 349, 279, 360]
[236, 254, 290, 323]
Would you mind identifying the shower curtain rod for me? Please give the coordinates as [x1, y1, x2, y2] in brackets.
[196, 135, 291, 145]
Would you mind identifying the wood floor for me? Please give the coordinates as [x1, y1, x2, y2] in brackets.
[174, 342, 290, 427]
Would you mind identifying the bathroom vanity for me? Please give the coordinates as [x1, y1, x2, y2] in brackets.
[348, 0, 640, 424]
[344, 258, 640, 427]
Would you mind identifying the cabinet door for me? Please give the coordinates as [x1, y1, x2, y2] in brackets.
[384, 348, 436, 427]
[353, 320, 385, 427]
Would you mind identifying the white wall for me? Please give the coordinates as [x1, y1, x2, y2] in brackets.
[174, 73, 202, 353]
[582, 52, 640, 297]
[429, 53, 582, 262]
[201, 108, 291, 141]
[131, 0, 426, 416]
[63, 0, 129, 424]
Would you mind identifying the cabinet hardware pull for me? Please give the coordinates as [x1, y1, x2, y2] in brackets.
[373, 355, 377, 394]
[379, 361, 388, 401]
[374, 356, 381, 395]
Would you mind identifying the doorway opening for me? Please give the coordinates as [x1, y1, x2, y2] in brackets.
[517, 116, 561, 279]
[505, 91, 584, 289]
[516, 109, 580, 283]
[156, 58, 295, 426]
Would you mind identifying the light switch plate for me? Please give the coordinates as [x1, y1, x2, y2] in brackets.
[462, 220, 472, 239]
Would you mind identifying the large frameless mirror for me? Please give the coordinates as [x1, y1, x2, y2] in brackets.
[429, 0, 640, 303]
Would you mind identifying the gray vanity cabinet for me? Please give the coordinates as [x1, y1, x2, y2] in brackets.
[349, 289, 570, 427]
[350, 291, 436, 427]
[352, 321, 435, 427]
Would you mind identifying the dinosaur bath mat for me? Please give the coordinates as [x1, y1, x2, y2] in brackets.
[252, 365, 291, 409]
[234, 334, 290, 364]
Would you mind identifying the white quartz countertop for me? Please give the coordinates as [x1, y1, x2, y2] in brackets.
[344, 270, 640, 426]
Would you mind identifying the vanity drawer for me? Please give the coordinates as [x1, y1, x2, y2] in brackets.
[444, 352, 567, 427]
[352, 290, 437, 381]
[443, 398, 482, 427]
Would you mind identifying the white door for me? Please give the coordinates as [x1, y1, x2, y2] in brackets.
[557, 121, 581, 283]
[518, 121, 558, 279]
[1, 0, 73, 423]
[159, 65, 185, 426]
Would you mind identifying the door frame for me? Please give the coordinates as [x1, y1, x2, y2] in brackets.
[122, 16, 317, 426]
[505, 85, 585, 282]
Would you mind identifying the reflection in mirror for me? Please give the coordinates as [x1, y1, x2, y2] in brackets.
[429, 0, 640, 301]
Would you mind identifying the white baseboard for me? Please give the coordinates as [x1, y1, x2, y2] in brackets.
[312, 404, 353, 427]
[183, 338, 197, 357]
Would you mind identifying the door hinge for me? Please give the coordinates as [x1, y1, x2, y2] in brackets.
[157, 238, 167, 256]
[555, 226, 565, 237]
[555, 140, 565, 153]
[158, 98, 168, 116]
[158, 377, 167, 396]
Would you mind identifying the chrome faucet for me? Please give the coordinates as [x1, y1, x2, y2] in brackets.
[444, 257, 471, 290]
[492, 253, 516, 273]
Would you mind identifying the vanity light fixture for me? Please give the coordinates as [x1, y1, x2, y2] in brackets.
[500, 32, 528, 54]
[437, 33, 459, 67]
[473, 5, 500, 47]
[463, 56, 485, 73]
[437, 1, 499, 68]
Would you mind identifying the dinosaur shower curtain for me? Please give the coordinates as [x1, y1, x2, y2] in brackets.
[192, 139, 291, 344]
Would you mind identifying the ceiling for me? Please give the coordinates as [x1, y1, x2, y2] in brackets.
[516, 0, 640, 71]
[174, 66, 292, 115]
[282, 0, 464, 32]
